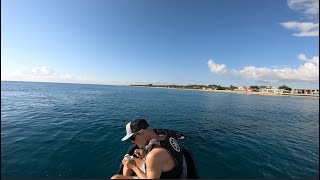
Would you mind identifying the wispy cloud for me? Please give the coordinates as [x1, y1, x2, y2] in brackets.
[31, 66, 55, 76]
[208, 54, 319, 83]
[280, 22, 319, 36]
[288, 0, 319, 19]
[1, 66, 131, 85]
[2, 66, 83, 84]
[281, 0, 319, 37]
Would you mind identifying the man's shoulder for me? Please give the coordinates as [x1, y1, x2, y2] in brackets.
[147, 147, 168, 159]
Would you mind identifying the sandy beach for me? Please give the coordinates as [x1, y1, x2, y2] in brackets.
[139, 86, 319, 98]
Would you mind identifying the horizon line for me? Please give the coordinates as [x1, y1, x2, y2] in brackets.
[2, 80, 319, 89]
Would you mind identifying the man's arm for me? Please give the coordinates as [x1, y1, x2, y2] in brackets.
[145, 149, 164, 179]
[132, 150, 163, 179]
[124, 158, 147, 179]
[132, 148, 166, 179]
[131, 165, 147, 179]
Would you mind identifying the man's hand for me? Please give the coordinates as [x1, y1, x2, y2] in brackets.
[134, 148, 146, 159]
[122, 159, 137, 170]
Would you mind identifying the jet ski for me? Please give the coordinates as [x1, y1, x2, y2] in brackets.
[117, 129, 199, 179]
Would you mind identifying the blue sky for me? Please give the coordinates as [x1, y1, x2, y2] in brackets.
[1, 0, 319, 88]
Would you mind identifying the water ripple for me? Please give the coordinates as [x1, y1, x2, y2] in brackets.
[1, 81, 319, 178]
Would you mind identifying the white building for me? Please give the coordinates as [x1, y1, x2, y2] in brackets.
[238, 86, 247, 91]
[260, 86, 280, 93]
[292, 89, 319, 95]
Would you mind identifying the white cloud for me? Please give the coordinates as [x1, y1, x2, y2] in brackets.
[298, 53, 319, 64]
[298, 53, 309, 61]
[31, 66, 54, 75]
[282, 0, 319, 37]
[208, 59, 228, 74]
[288, 0, 319, 18]
[1, 66, 84, 84]
[1, 66, 130, 85]
[280, 22, 319, 36]
[207, 54, 319, 83]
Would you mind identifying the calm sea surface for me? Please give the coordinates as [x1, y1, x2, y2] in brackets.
[1, 81, 319, 179]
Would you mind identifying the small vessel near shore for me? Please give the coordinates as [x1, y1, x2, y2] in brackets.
[117, 129, 199, 179]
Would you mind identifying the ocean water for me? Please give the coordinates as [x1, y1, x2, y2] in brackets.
[1, 81, 319, 179]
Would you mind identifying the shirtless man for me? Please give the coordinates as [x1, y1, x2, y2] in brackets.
[111, 118, 184, 179]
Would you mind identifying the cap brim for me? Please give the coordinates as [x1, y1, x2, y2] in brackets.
[121, 133, 134, 141]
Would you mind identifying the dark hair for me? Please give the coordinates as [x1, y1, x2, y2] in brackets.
[130, 118, 149, 132]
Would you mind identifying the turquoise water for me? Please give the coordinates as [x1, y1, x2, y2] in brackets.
[1, 81, 319, 178]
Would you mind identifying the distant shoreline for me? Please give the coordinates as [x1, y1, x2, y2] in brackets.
[3, 81, 318, 98]
[133, 86, 319, 98]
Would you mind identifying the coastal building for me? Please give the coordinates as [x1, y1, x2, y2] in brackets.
[280, 89, 291, 94]
[291, 89, 319, 95]
[238, 86, 247, 91]
[260, 86, 280, 94]
[247, 87, 260, 92]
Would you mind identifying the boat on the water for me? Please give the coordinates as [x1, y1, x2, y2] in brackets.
[117, 129, 199, 179]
